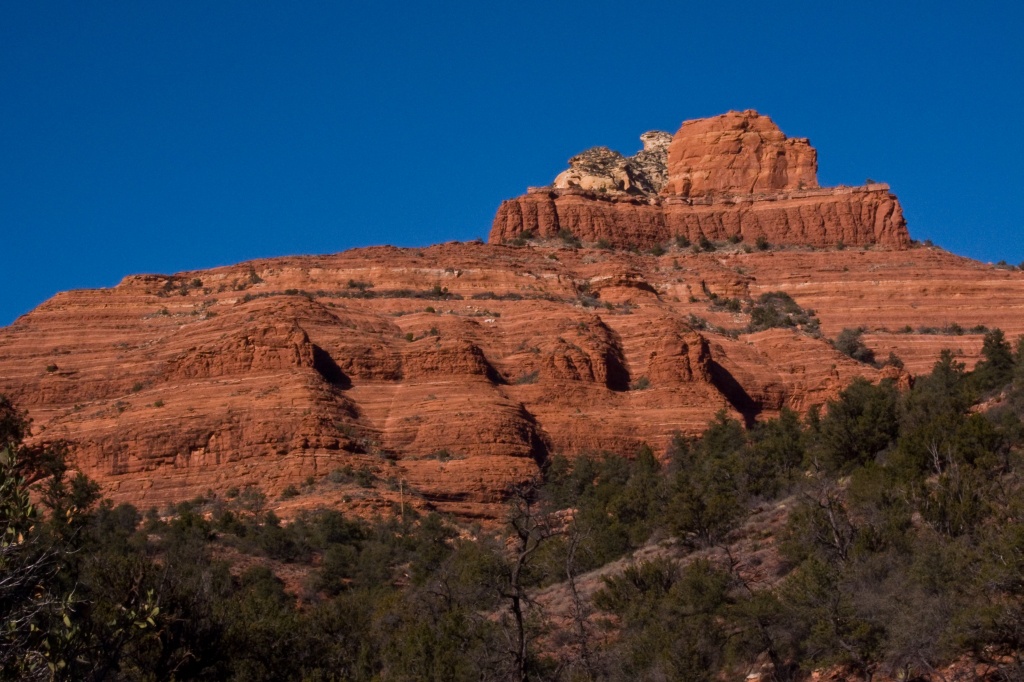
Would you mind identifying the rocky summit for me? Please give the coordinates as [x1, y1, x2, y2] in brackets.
[1, 112, 1020, 520]
[491, 110, 908, 250]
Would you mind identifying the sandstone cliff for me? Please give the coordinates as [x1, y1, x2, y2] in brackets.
[2, 243, 1021, 519]
[662, 109, 818, 197]
[490, 110, 909, 250]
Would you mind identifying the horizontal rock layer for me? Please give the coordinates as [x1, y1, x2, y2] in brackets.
[1, 243, 1019, 519]
[490, 185, 909, 250]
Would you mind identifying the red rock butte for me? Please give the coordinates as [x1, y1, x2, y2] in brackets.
[3, 111, 1020, 521]
[490, 110, 909, 250]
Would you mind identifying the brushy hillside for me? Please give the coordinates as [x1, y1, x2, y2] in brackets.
[3, 330, 1024, 681]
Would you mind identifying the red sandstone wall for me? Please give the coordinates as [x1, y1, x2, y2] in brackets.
[490, 186, 908, 249]
[663, 110, 819, 197]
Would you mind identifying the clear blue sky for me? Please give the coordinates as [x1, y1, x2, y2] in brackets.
[3, 1, 1022, 325]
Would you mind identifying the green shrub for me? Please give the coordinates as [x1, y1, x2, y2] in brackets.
[883, 352, 904, 369]
[346, 279, 373, 291]
[514, 370, 539, 385]
[355, 466, 375, 488]
[971, 328, 1014, 390]
[746, 291, 821, 335]
[557, 228, 581, 247]
[427, 449, 453, 462]
[834, 327, 875, 364]
[630, 376, 651, 391]
[815, 377, 899, 472]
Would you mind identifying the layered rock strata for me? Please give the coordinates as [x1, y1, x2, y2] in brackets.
[490, 110, 909, 250]
[2, 244, 1021, 519]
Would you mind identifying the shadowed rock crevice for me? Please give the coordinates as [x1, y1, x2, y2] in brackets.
[517, 404, 552, 470]
[312, 345, 351, 388]
[591, 315, 631, 392]
[708, 360, 760, 428]
[603, 348, 631, 392]
[483, 356, 506, 386]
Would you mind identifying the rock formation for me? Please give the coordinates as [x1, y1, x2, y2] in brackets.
[662, 109, 818, 197]
[1, 110, 1015, 520]
[2, 242, 1022, 519]
[553, 131, 672, 195]
[490, 110, 909, 250]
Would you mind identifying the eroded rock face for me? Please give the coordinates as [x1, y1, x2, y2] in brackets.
[493, 184, 907, 249]
[491, 111, 909, 250]
[663, 109, 818, 197]
[2, 243, 1021, 519]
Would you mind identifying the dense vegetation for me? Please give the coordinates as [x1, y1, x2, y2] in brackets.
[3, 330, 1024, 680]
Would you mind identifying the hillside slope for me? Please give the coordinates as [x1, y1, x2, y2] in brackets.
[2, 241, 1021, 517]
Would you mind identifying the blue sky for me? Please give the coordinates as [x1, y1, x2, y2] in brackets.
[3, 1, 1022, 325]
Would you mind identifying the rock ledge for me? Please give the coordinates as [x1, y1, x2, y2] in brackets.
[490, 110, 909, 249]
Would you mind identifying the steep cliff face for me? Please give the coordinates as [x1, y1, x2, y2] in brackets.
[2, 243, 1021, 519]
[492, 184, 906, 250]
[490, 110, 909, 250]
[662, 109, 818, 197]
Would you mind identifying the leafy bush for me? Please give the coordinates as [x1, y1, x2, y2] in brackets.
[814, 377, 899, 472]
[557, 228, 582, 247]
[746, 291, 821, 335]
[630, 376, 651, 390]
[971, 328, 1014, 390]
[514, 370, 539, 385]
[834, 327, 876, 364]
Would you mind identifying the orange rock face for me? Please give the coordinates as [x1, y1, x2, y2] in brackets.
[492, 184, 907, 250]
[489, 111, 909, 250]
[663, 110, 818, 197]
[1, 243, 1021, 519]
